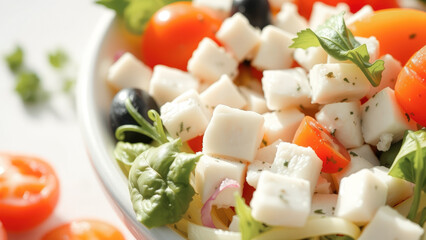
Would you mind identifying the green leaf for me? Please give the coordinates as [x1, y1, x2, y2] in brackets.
[389, 129, 426, 222]
[235, 194, 271, 240]
[62, 78, 75, 93]
[48, 49, 68, 69]
[95, 0, 129, 17]
[123, 0, 163, 34]
[379, 140, 403, 168]
[128, 139, 201, 228]
[14, 72, 47, 103]
[114, 141, 151, 175]
[320, 235, 354, 240]
[290, 12, 385, 87]
[4, 46, 23, 72]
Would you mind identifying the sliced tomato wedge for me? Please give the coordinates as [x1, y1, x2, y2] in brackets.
[292, 116, 351, 173]
[0, 153, 60, 231]
[41, 219, 125, 240]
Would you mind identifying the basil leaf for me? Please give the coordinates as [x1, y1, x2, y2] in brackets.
[15, 72, 48, 103]
[235, 194, 271, 240]
[114, 141, 150, 175]
[95, 0, 129, 17]
[379, 140, 403, 168]
[290, 12, 385, 87]
[129, 139, 201, 228]
[4, 46, 23, 73]
[48, 49, 68, 69]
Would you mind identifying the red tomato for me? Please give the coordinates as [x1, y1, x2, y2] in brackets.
[0, 153, 60, 231]
[0, 221, 6, 240]
[395, 45, 426, 127]
[141, 2, 222, 71]
[293, 116, 351, 173]
[41, 219, 125, 240]
[187, 135, 204, 153]
[242, 181, 255, 206]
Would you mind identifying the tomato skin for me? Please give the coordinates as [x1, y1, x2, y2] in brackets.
[41, 219, 125, 240]
[395, 46, 426, 127]
[0, 153, 60, 231]
[242, 181, 255, 206]
[187, 135, 204, 153]
[141, 2, 222, 71]
[0, 222, 6, 240]
[293, 116, 351, 173]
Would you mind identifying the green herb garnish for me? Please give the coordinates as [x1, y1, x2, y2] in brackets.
[4, 46, 23, 72]
[235, 194, 271, 240]
[48, 49, 68, 69]
[14, 72, 47, 103]
[290, 12, 385, 87]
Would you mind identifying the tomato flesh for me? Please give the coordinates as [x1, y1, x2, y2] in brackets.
[0, 222, 6, 240]
[293, 116, 351, 173]
[141, 2, 222, 71]
[187, 135, 204, 153]
[0, 154, 60, 231]
[41, 219, 125, 240]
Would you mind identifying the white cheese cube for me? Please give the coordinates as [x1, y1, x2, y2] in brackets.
[107, 52, 152, 92]
[263, 109, 305, 143]
[294, 47, 328, 71]
[309, 2, 351, 30]
[268, 0, 291, 10]
[361, 87, 417, 150]
[200, 75, 247, 112]
[366, 54, 402, 98]
[332, 156, 375, 190]
[346, 5, 373, 26]
[255, 139, 282, 164]
[358, 206, 424, 240]
[335, 169, 388, 226]
[310, 63, 370, 104]
[188, 38, 238, 83]
[251, 171, 311, 227]
[251, 25, 294, 70]
[371, 166, 414, 206]
[315, 174, 332, 194]
[149, 65, 199, 106]
[239, 86, 268, 114]
[216, 13, 261, 62]
[203, 105, 265, 162]
[262, 68, 311, 110]
[246, 160, 272, 188]
[192, 0, 233, 18]
[275, 3, 308, 35]
[194, 155, 245, 207]
[228, 215, 240, 232]
[327, 37, 379, 63]
[311, 194, 338, 216]
[348, 144, 380, 166]
[160, 91, 210, 142]
[315, 101, 363, 148]
[271, 142, 322, 194]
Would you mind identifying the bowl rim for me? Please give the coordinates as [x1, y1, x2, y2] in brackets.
[76, 12, 185, 240]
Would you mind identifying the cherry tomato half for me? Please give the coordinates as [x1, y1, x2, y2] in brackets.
[395, 45, 426, 127]
[293, 116, 351, 173]
[41, 219, 125, 240]
[141, 2, 222, 71]
[0, 221, 6, 240]
[0, 153, 60, 231]
[187, 135, 204, 153]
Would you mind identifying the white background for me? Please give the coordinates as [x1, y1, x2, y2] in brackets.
[0, 0, 135, 239]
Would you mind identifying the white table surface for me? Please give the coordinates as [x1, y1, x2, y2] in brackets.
[0, 0, 135, 239]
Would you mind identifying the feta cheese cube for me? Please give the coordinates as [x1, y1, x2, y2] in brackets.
[294, 47, 328, 71]
[203, 105, 265, 162]
[346, 5, 373, 26]
[149, 65, 199, 106]
[275, 3, 308, 35]
[311, 194, 338, 216]
[309, 2, 351, 29]
[262, 68, 312, 110]
[107, 52, 152, 92]
[310, 63, 370, 104]
[188, 38, 238, 83]
[263, 109, 305, 143]
[361, 87, 417, 149]
[239, 86, 268, 114]
[268, 0, 291, 10]
[335, 169, 388, 226]
[200, 75, 247, 112]
[255, 139, 282, 163]
[251, 171, 311, 227]
[271, 142, 322, 194]
[315, 174, 332, 194]
[348, 144, 380, 166]
[371, 166, 413, 206]
[192, 0, 233, 18]
[246, 160, 272, 188]
[228, 215, 240, 232]
[194, 155, 246, 207]
[216, 13, 261, 62]
[358, 206, 424, 240]
[332, 156, 375, 189]
[160, 90, 210, 142]
[315, 101, 363, 148]
[251, 26, 294, 70]
[366, 54, 402, 98]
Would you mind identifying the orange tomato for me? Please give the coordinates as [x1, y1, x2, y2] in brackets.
[41, 219, 125, 240]
[349, 9, 426, 65]
[141, 2, 222, 71]
[395, 45, 426, 127]
[0, 153, 60, 231]
[293, 116, 351, 173]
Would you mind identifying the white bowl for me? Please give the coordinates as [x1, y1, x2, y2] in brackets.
[77, 12, 184, 240]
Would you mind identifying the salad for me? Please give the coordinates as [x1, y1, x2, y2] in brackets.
[99, 0, 426, 239]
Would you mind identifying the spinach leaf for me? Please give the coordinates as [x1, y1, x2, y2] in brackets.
[379, 140, 403, 168]
[129, 138, 201, 228]
[389, 129, 426, 222]
[290, 12, 385, 87]
[235, 194, 271, 240]
[114, 141, 150, 175]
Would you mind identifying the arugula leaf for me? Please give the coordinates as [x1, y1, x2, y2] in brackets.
[290, 12, 385, 87]
[114, 141, 150, 175]
[96, 0, 129, 17]
[48, 49, 68, 69]
[14, 72, 47, 103]
[389, 129, 426, 222]
[4, 46, 23, 73]
[128, 138, 201, 228]
[235, 194, 271, 240]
